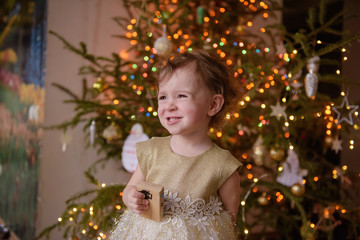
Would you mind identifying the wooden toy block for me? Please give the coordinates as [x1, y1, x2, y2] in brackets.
[137, 181, 164, 222]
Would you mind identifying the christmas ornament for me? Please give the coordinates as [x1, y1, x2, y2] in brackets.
[102, 123, 120, 141]
[203, 38, 212, 50]
[252, 136, 264, 165]
[60, 131, 72, 152]
[196, 6, 205, 25]
[304, 56, 320, 98]
[277, 149, 308, 187]
[154, 26, 172, 55]
[28, 104, 40, 124]
[89, 120, 96, 145]
[236, 17, 245, 34]
[331, 135, 342, 154]
[290, 80, 303, 90]
[270, 146, 285, 161]
[332, 95, 359, 125]
[121, 123, 149, 173]
[236, 25, 244, 34]
[257, 192, 269, 206]
[290, 71, 303, 100]
[324, 135, 333, 147]
[270, 101, 287, 120]
[291, 182, 305, 197]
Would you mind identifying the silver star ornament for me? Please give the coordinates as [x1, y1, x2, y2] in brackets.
[332, 95, 359, 125]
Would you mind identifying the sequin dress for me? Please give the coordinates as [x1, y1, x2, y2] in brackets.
[110, 136, 242, 240]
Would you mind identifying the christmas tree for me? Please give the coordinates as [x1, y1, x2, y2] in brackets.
[37, 0, 360, 239]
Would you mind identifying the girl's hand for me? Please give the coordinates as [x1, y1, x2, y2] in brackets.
[123, 185, 149, 214]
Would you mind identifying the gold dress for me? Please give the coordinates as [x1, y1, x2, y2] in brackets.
[110, 136, 242, 240]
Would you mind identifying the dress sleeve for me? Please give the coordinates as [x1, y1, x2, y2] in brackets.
[218, 152, 243, 188]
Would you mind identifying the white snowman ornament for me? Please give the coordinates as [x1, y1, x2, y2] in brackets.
[121, 123, 149, 173]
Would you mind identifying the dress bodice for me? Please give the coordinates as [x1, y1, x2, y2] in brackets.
[137, 136, 242, 201]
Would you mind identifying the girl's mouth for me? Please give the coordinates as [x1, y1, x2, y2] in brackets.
[167, 117, 181, 123]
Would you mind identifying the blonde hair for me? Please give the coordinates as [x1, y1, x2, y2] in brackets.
[159, 50, 237, 129]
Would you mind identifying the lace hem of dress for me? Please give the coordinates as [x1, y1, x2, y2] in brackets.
[162, 190, 224, 231]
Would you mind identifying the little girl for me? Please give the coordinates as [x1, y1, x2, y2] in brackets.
[110, 51, 242, 239]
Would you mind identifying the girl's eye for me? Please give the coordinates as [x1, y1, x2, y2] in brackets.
[158, 96, 167, 100]
[178, 94, 187, 98]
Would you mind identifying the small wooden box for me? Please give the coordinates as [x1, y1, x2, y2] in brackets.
[137, 181, 164, 221]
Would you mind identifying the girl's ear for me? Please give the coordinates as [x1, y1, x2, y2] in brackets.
[208, 94, 224, 117]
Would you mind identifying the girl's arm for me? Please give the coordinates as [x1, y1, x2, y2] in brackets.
[122, 165, 148, 214]
[218, 170, 241, 224]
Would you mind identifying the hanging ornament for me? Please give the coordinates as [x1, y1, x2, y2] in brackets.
[196, 6, 205, 25]
[60, 131, 72, 152]
[332, 95, 359, 125]
[270, 145, 285, 161]
[257, 192, 269, 206]
[203, 37, 212, 50]
[270, 101, 287, 120]
[324, 135, 333, 147]
[304, 56, 320, 98]
[290, 70, 303, 100]
[121, 123, 149, 173]
[89, 120, 96, 145]
[102, 122, 121, 141]
[291, 182, 305, 197]
[331, 135, 342, 154]
[277, 149, 308, 187]
[252, 135, 265, 165]
[154, 26, 172, 55]
[28, 104, 40, 124]
[236, 17, 245, 34]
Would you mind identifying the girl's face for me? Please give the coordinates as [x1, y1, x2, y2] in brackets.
[157, 66, 214, 137]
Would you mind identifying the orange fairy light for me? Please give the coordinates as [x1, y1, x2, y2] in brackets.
[125, 32, 132, 38]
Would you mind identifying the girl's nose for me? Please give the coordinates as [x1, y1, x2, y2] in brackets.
[166, 99, 177, 111]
